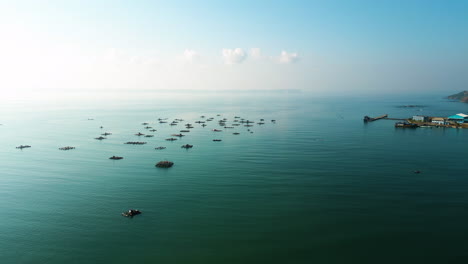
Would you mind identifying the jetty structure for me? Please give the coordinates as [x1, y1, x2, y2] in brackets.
[363, 114, 388, 122]
[156, 161, 174, 168]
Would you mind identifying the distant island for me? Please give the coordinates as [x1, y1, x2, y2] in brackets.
[448, 91, 468, 103]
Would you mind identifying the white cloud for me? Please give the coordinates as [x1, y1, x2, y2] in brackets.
[183, 49, 200, 63]
[278, 51, 299, 64]
[250, 48, 262, 59]
[222, 48, 247, 64]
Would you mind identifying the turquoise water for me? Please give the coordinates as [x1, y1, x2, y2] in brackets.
[1, 92, 468, 263]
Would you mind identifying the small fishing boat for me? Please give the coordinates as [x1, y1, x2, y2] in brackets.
[109, 156, 123, 160]
[181, 144, 193, 149]
[95, 136, 106, 140]
[122, 209, 141, 217]
[155, 146, 166, 150]
[59, 146, 75, 150]
[16, 145, 32, 149]
[395, 122, 418, 128]
[156, 161, 174, 168]
[135, 132, 145, 136]
[213, 139, 222, 142]
[124, 142, 147, 145]
[165, 138, 177, 141]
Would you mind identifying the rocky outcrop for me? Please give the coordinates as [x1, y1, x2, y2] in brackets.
[448, 91, 468, 102]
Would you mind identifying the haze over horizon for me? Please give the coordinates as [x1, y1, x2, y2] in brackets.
[1, 0, 467, 96]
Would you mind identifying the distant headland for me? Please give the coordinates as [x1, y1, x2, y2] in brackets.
[447, 91, 468, 103]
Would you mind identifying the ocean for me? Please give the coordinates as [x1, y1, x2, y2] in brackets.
[1, 91, 468, 263]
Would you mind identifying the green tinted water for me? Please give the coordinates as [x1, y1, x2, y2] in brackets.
[1, 92, 468, 263]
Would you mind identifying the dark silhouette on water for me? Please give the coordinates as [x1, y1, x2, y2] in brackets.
[122, 209, 141, 217]
[16, 145, 31, 149]
[156, 161, 174, 168]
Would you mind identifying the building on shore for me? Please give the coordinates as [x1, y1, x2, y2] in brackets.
[447, 113, 468, 124]
[412, 115, 429, 122]
[431, 117, 446, 125]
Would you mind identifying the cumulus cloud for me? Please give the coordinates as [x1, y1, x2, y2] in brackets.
[278, 51, 299, 64]
[250, 48, 262, 59]
[183, 49, 200, 63]
[222, 48, 247, 64]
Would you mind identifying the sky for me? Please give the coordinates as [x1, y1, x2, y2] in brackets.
[0, 0, 467, 95]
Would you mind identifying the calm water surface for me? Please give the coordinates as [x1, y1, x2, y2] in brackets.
[1, 92, 468, 263]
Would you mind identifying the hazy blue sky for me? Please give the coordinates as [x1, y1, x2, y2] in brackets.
[1, 0, 467, 95]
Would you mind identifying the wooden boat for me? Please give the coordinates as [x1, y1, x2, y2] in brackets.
[16, 145, 32, 149]
[156, 161, 174, 168]
[59, 146, 75, 150]
[122, 209, 141, 217]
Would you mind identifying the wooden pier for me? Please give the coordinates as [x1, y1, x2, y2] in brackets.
[363, 114, 388, 122]
[384, 117, 408, 121]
